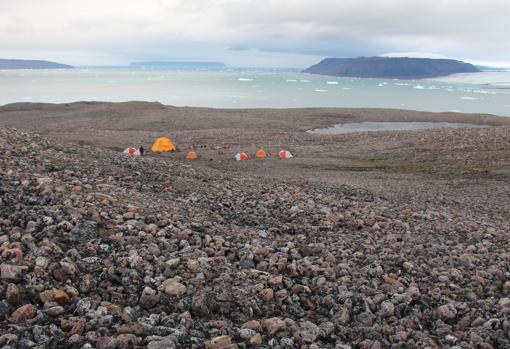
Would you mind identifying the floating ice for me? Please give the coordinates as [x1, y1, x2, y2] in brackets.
[238, 78, 253, 81]
[413, 85, 425, 89]
[327, 81, 339, 85]
[286, 79, 297, 82]
[461, 96, 477, 100]
[314, 89, 327, 92]
[300, 79, 311, 83]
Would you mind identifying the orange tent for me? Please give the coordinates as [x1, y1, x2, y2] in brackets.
[186, 150, 198, 160]
[152, 137, 176, 152]
[255, 149, 267, 158]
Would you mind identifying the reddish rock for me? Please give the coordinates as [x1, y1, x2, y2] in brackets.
[69, 318, 86, 335]
[249, 333, 262, 347]
[268, 275, 283, 285]
[123, 211, 136, 220]
[1, 264, 26, 281]
[39, 289, 70, 305]
[206, 335, 232, 349]
[6, 283, 21, 304]
[96, 336, 118, 349]
[242, 320, 262, 332]
[260, 288, 274, 302]
[10, 304, 36, 323]
[262, 317, 287, 336]
[211, 320, 228, 329]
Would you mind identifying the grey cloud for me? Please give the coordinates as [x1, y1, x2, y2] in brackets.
[0, 0, 508, 66]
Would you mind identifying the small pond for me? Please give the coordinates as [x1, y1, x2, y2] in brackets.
[309, 121, 490, 134]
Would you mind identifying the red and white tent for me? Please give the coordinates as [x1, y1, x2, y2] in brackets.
[232, 152, 249, 161]
[122, 147, 142, 156]
[278, 150, 293, 159]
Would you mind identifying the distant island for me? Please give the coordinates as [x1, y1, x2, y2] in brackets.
[0, 59, 73, 70]
[130, 61, 226, 69]
[303, 56, 480, 79]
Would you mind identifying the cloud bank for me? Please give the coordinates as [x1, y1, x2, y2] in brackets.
[1, 0, 509, 67]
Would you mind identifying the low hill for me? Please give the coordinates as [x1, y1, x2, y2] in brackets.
[304, 56, 480, 79]
[0, 59, 73, 70]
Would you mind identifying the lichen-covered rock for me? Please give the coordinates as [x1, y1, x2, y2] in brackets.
[70, 221, 98, 242]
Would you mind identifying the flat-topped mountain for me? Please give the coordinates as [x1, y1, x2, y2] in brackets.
[303, 56, 480, 79]
[130, 61, 226, 69]
[0, 59, 73, 70]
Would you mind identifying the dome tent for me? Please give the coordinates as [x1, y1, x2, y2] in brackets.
[152, 137, 176, 152]
[233, 153, 248, 161]
[123, 147, 142, 156]
[186, 150, 198, 160]
[255, 149, 267, 158]
[278, 150, 293, 159]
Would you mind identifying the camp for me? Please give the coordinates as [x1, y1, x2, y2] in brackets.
[152, 137, 176, 152]
[186, 150, 198, 160]
[255, 149, 267, 158]
[233, 152, 248, 161]
[279, 150, 293, 159]
[122, 147, 142, 156]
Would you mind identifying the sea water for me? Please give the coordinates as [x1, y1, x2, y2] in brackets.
[1, 68, 509, 116]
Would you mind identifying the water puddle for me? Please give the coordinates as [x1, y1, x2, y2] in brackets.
[309, 121, 489, 134]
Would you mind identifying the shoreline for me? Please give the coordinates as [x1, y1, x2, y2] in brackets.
[1, 101, 510, 118]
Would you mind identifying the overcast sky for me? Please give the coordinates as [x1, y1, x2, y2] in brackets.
[1, 0, 509, 67]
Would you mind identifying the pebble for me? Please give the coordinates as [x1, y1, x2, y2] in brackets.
[437, 304, 458, 320]
[207, 335, 232, 349]
[262, 318, 287, 336]
[96, 336, 118, 349]
[242, 320, 262, 332]
[69, 221, 98, 242]
[1, 264, 26, 281]
[6, 283, 21, 304]
[10, 304, 36, 323]
[163, 279, 187, 297]
[39, 289, 70, 304]
[249, 333, 262, 347]
[45, 305, 65, 316]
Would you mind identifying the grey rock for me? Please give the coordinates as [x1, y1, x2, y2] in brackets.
[70, 221, 97, 242]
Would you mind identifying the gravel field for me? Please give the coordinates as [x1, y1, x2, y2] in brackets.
[0, 103, 509, 348]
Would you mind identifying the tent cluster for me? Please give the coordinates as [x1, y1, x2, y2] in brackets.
[122, 137, 294, 162]
[232, 149, 293, 161]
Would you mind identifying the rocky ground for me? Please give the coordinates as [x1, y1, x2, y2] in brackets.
[1, 124, 510, 349]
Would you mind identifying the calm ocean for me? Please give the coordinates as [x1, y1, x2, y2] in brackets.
[1, 68, 509, 116]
